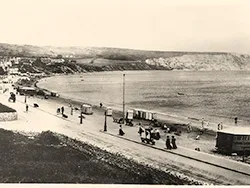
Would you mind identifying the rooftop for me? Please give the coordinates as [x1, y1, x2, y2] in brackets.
[218, 127, 250, 135]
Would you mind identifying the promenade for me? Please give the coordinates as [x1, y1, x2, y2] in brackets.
[0, 87, 250, 184]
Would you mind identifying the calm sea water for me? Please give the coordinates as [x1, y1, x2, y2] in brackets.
[37, 71, 250, 125]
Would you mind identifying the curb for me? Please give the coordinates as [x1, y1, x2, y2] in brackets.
[101, 130, 250, 177]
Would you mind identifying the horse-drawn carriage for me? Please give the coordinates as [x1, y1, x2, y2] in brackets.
[113, 117, 134, 126]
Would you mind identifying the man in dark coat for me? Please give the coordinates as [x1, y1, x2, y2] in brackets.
[165, 136, 172, 149]
[171, 136, 177, 149]
[61, 106, 64, 115]
[119, 125, 125, 136]
[138, 126, 144, 136]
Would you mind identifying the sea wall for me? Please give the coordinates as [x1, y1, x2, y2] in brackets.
[0, 112, 18, 121]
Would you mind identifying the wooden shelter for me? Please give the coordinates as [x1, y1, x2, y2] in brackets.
[216, 127, 250, 154]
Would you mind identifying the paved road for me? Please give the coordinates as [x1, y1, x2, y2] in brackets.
[1, 92, 250, 185]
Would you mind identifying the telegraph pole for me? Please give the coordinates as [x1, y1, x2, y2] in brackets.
[123, 73, 125, 124]
[104, 110, 107, 131]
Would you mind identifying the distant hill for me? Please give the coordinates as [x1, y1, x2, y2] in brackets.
[1, 42, 250, 72]
[0, 42, 228, 60]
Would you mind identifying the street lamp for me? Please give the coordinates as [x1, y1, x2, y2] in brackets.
[104, 110, 107, 131]
[122, 73, 125, 125]
[80, 112, 83, 124]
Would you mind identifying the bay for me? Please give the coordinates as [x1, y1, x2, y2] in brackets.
[37, 70, 250, 125]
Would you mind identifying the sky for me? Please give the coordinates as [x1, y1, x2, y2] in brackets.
[0, 0, 249, 54]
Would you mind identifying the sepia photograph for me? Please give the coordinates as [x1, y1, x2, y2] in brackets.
[0, 0, 250, 186]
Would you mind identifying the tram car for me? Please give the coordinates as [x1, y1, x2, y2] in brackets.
[216, 127, 250, 154]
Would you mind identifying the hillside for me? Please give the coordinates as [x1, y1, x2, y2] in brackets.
[1, 43, 250, 72]
[0, 42, 227, 60]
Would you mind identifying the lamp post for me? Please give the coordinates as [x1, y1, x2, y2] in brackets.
[80, 112, 83, 124]
[104, 110, 107, 131]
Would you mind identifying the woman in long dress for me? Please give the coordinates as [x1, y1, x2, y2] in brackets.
[165, 136, 172, 149]
[171, 136, 177, 149]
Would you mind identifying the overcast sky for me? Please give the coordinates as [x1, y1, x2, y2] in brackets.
[0, 0, 249, 54]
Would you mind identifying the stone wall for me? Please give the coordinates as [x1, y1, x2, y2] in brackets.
[0, 112, 18, 121]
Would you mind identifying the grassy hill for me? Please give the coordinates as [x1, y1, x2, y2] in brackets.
[0, 42, 228, 60]
[1, 43, 250, 72]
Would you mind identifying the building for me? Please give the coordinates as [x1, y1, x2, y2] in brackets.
[9, 68, 19, 75]
[17, 87, 37, 96]
[216, 127, 250, 154]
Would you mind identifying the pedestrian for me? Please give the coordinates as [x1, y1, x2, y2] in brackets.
[57, 108, 60, 114]
[155, 128, 160, 139]
[138, 126, 144, 136]
[205, 121, 209, 130]
[26, 104, 29, 112]
[220, 122, 223, 130]
[201, 118, 205, 130]
[119, 125, 125, 136]
[61, 106, 64, 115]
[217, 122, 221, 130]
[165, 136, 172, 149]
[235, 117, 238, 126]
[171, 136, 177, 149]
[187, 122, 192, 133]
[71, 107, 74, 115]
[100, 103, 103, 108]
[24, 95, 27, 103]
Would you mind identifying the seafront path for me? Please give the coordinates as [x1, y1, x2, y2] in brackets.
[0, 89, 250, 184]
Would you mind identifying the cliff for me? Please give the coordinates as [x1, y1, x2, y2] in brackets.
[145, 53, 250, 71]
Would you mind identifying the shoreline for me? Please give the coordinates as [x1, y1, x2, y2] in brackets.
[34, 72, 217, 134]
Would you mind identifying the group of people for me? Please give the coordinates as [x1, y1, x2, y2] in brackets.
[138, 126, 161, 140]
[57, 106, 64, 115]
[165, 135, 177, 150]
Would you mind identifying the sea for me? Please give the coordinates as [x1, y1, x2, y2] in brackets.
[37, 70, 250, 126]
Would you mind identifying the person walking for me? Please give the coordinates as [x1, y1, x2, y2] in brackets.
[61, 106, 64, 115]
[26, 104, 29, 112]
[138, 126, 144, 136]
[171, 136, 177, 149]
[220, 122, 223, 130]
[201, 118, 205, 130]
[57, 108, 60, 114]
[217, 122, 221, 130]
[235, 117, 238, 126]
[119, 125, 125, 136]
[165, 136, 172, 149]
[187, 122, 192, 133]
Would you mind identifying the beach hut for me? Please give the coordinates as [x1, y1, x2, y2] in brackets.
[106, 107, 113, 116]
[133, 108, 157, 121]
[18, 87, 36, 96]
[126, 110, 134, 120]
[216, 127, 250, 154]
[152, 113, 157, 120]
[81, 104, 93, 115]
